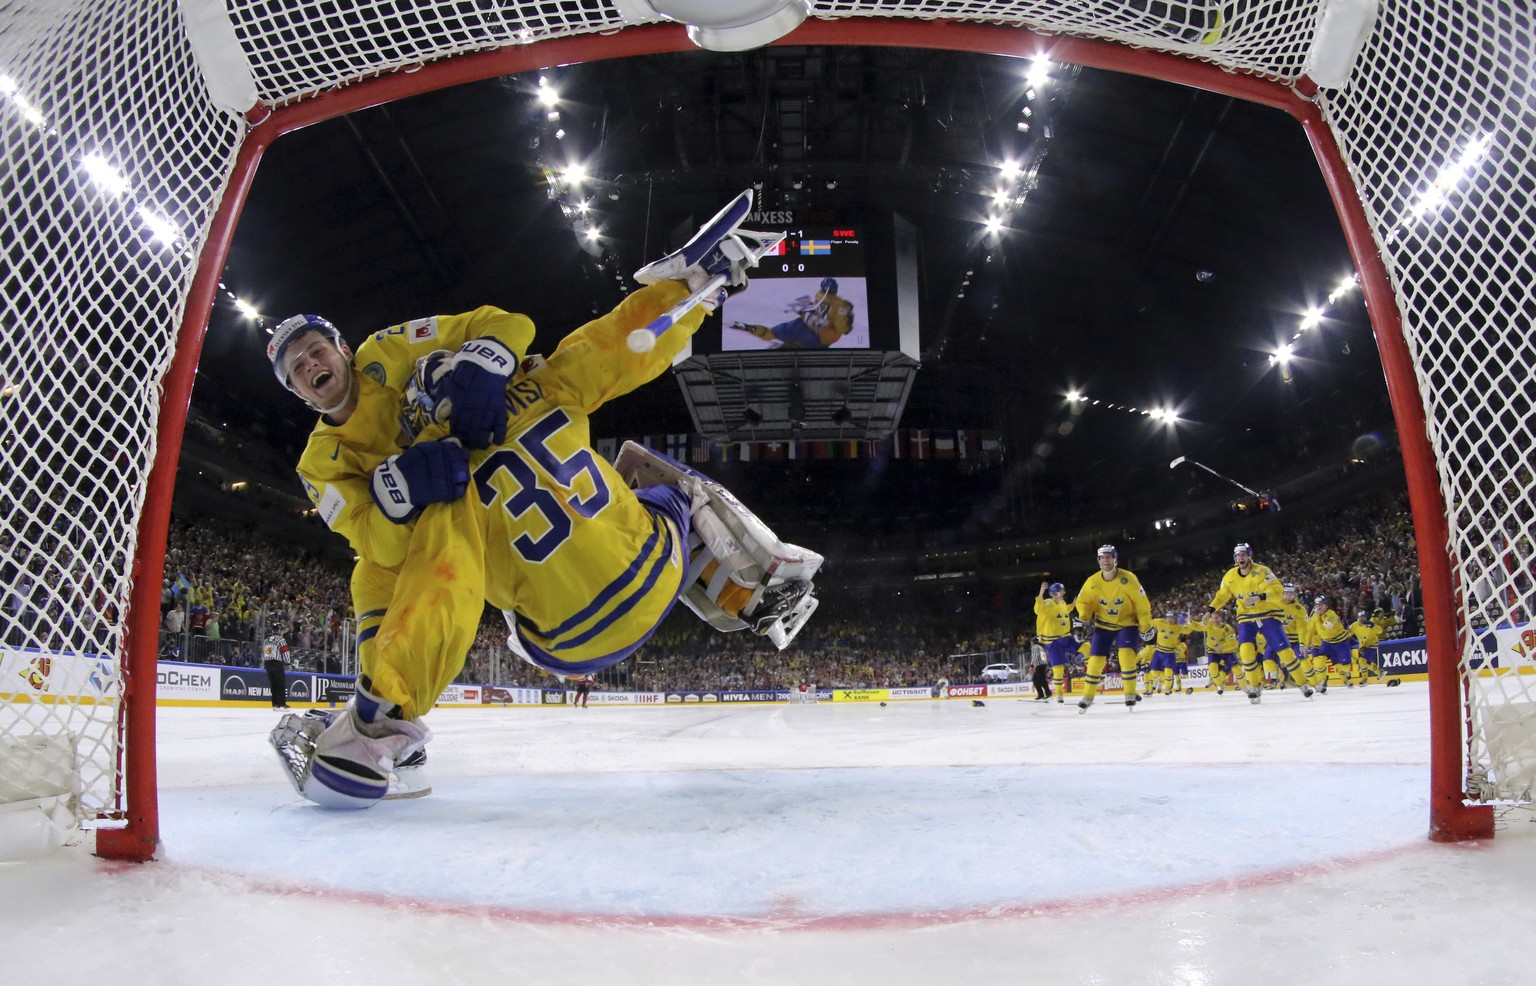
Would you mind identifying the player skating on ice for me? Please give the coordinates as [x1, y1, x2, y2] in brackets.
[268, 189, 821, 808]
[1034, 581, 1075, 702]
[1072, 545, 1153, 712]
[1206, 543, 1313, 705]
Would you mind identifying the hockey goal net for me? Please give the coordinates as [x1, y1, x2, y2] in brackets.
[1, 1, 1528, 856]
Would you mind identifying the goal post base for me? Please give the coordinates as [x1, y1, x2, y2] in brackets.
[1430, 802, 1495, 843]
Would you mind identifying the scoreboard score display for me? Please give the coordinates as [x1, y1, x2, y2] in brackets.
[721, 225, 870, 350]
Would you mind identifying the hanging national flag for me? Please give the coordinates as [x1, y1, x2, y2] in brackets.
[981, 432, 1004, 461]
[841, 440, 862, 459]
[934, 432, 956, 460]
[800, 239, 831, 255]
[955, 429, 969, 459]
[909, 429, 931, 460]
[892, 429, 904, 459]
[666, 433, 688, 460]
[690, 434, 711, 463]
[960, 430, 981, 460]
[787, 439, 799, 460]
[596, 437, 617, 462]
[761, 442, 786, 461]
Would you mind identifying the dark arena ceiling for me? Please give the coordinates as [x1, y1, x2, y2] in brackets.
[188, 43, 1395, 564]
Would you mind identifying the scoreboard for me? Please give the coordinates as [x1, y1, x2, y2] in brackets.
[720, 224, 870, 351]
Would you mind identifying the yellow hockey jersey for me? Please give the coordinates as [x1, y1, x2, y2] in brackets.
[1075, 569, 1151, 633]
[1350, 619, 1382, 649]
[296, 281, 705, 711]
[1034, 596, 1074, 642]
[1275, 598, 1311, 645]
[1151, 617, 1190, 652]
[1201, 620, 1238, 656]
[1310, 607, 1352, 645]
[1209, 563, 1286, 622]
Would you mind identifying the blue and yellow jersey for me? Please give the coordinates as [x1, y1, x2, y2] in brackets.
[1034, 595, 1075, 643]
[299, 281, 707, 711]
[1349, 619, 1382, 650]
[1151, 617, 1190, 652]
[1275, 598, 1310, 645]
[1075, 569, 1151, 633]
[1209, 563, 1286, 622]
[1310, 607, 1351, 644]
[297, 305, 537, 569]
[1195, 615, 1238, 656]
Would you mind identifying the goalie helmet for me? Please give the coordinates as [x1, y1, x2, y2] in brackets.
[268, 313, 343, 387]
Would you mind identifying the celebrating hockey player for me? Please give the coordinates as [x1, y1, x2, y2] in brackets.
[1072, 544, 1153, 712]
[1206, 543, 1313, 704]
[1035, 581, 1074, 703]
[267, 189, 821, 808]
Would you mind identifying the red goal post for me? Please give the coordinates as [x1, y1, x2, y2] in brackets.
[2, 1, 1525, 860]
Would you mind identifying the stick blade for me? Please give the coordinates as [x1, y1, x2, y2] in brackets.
[1169, 456, 1187, 468]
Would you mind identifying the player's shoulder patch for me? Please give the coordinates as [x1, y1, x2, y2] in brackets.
[406, 316, 438, 343]
[361, 361, 387, 386]
[316, 484, 346, 529]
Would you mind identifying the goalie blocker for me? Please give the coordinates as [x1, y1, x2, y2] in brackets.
[613, 441, 821, 651]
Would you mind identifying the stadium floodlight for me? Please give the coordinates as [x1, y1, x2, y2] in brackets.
[1027, 55, 1052, 90]
[536, 76, 559, 107]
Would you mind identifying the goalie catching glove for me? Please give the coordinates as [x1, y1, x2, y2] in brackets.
[445, 337, 516, 448]
[1141, 626, 1157, 643]
[370, 438, 469, 523]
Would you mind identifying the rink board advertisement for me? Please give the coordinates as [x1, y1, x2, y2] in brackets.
[1, 647, 116, 703]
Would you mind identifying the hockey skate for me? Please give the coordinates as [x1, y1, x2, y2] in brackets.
[270, 708, 432, 808]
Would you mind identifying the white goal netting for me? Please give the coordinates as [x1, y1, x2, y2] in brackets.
[2, 1, 1531, 854]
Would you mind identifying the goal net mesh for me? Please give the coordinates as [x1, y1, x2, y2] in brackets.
[1, 0, 1530, 843]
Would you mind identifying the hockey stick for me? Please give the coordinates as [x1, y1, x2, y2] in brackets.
[1168, 455, 1263, 497]
[626, 273, 730, 353]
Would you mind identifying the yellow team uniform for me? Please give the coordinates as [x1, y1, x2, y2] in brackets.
[1034, 594, 1075, 696]
[1275, 597, 1316, 687]
[1208, 563, 1306, 691]
[1309, 606, 1353, 687]
[1199, 618, 1238, 692]
[1350, 618, 1383, 682]
[1149, 617, 1191, 694]
[1074, 569, 1151, 705]
[297, 281, 706, 716]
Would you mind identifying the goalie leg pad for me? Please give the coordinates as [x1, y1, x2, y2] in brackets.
[614, 441, 822, 648]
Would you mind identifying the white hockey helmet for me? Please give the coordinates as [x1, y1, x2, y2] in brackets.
[1233, 542, 1253, 562]
[268, 313, 343, 387]
[1096, 544, 1117, 559]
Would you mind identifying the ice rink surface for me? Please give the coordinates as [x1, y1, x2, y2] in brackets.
[4, 681, 1533, 985]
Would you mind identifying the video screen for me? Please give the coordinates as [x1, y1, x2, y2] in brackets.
[721, 226, 869, 350]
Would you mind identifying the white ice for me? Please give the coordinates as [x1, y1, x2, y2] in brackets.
[3, 682, 1533, 985]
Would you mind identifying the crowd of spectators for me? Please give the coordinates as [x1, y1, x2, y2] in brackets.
[130, 488, 1426, 691]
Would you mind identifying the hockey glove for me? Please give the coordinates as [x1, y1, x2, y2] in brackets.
[370, 439, 469, 524]
[1071, 619, 1089, 644]
[1141, 626, 1157, 643]
[445, 337, 516, 449]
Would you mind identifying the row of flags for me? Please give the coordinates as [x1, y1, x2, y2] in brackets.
[594, 430, 1006, 465]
